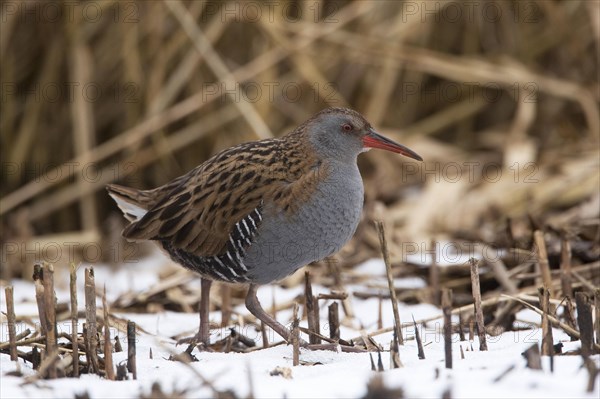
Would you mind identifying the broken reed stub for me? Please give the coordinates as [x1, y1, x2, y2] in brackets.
[69, 263, 79, 377]
[84, 267, 99, 374]
[292, 303, 300, 367]
[369, 353, 376, 371]
[4, 286, 18, 361]
[377, 350, 384, 372]
[442, 289, 453, 369]
[33, 264, 47, 336]
[523, 343, 542, 370]
[127, 320, 137, 380]
[594, 289, 600, 347]
[390, 330, 402, 369]
[42, 263, 58, 379]
[538, 287, 554, 357]
[575, 292, 594, 359]
[469, 258, 488, 351]
[412, 315, 425, 360]
[328, 302, 340, 341]
[304, 271, 319, 345]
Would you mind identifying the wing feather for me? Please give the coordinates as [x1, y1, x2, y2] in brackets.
[119, 136, 328, 258]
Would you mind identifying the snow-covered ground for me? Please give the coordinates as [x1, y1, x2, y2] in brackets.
[1, 255, 598, 398]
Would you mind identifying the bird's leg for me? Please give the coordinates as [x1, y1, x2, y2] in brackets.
[245, 285, 365, 353]
[245, 284, 298, 344]
[198, 278, 212, 345]
[175, 278, 212, 350]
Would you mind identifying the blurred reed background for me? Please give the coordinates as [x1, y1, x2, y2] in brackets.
[1, 0, 599, 281]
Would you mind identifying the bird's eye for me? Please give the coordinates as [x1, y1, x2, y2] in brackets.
[342, 123, 353, 132]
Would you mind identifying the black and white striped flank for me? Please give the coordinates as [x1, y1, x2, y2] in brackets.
[161, 205, 263, 283]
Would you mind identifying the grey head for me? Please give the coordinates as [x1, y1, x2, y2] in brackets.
[300, 107, 423, 163]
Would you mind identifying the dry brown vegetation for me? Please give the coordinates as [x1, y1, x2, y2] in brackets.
[1, 4, 600, 395]
[1, 0, 599, 335]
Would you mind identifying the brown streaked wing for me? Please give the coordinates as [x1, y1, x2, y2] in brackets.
[121, 138, 319, 258]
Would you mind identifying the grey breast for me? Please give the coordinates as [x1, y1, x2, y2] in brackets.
[244, 160, 364, 284]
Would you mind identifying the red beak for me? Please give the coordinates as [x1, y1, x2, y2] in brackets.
[363, 130, 423, 161]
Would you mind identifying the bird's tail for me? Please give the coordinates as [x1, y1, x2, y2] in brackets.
[106, 183, 150, 222]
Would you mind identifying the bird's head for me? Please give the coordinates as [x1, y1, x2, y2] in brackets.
[304, 107, 423, 163]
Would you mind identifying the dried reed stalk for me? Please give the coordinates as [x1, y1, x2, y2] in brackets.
[3, 1, 372, 219]
[595, 289, 600, 346]
[575, 292, 593, 359]
[412, 315, 425, 360]
[563, 296, 578, 337]
[458, 312, 465, 342]
[15, 329, 31, 342]
[377, 350, 384, 372]
[42, 263, 57, 379]
[33, 264, 46, 336]
[114, 336, 123, 353]
[304, 271, 318, 345]
[292, 303, 299, 367]
[534, 231, 553, 297]
[429, 239, 440, 306]
[442, 289, 453, 369]
[560, 237, 573, 298]
[375, 221, 404, 345]
[4, 286, 17, 361]
[102, 286, 115, 380]
[127, 321, 137, 379]
[0, 334, 44, 350]
[524, 343, 542, 370]
[164, 0, 273, 140]
[369, 353, 376, 371]
[328, 302, 340, 341]
[501, 294, 600, 351]
[84, 267, 99, 373]
[488, 257, 518, 294]
[389, 329, 402, 369]
[469, 319, 474, 342]
[469, 258, 487, 351]
[69, 23, 98, 237]
[317, 292, 348, 301]
[313, 295, 321, 345]
[70, 263, 79, 377]
[538, 287, 554, 357]
[377, 294, 383, 330]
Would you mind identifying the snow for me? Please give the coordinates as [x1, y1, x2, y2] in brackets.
[1, 256, 598, 399]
